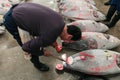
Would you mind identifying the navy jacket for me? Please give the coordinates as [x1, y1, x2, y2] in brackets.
[111, 0, 120, 11]
[12, 3, 65, 53]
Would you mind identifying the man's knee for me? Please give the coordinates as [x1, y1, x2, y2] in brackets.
[31, 51, 44, 56]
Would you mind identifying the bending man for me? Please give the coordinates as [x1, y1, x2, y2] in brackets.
[3, 3, 81, 72]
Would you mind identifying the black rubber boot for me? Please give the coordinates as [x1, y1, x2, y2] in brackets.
[106, 11, 120, 28]
[104, 6, 116, 22]
[104, 0, 111, 6]
[30, 55, 49, 72]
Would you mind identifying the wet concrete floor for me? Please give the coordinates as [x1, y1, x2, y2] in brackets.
[0, 0, 120, 80]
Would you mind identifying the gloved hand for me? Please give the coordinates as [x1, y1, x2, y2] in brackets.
[55, 45, 62, 53]
[52, 41, 62, 53]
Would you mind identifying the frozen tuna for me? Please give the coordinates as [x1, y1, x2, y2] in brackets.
[67, 20, 109, 32]
[0, 0, 11, 15]
[56, 49, 120, 75]
[62, 32, 120, 50]
[82, 32, 120, 49]
[0, 0, 27, 15]
[61, 9, 106, 21]
[58, 0, 98, 11]
[57, 0, 105, 21]
[62, 38, 97, 51]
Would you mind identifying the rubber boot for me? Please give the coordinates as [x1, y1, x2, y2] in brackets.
[104, 6, 116, 22]
[104, 0, 111, 6]
[30, 55, 49, 71]
[106, 11, 120, 28]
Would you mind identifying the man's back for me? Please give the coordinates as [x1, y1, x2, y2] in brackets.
[12, 3, 65, 46]
[12, 3, 64, 35]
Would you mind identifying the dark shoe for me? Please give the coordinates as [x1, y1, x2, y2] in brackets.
[104, 2, 110, 5]
[34, 62, 49, 72]
[30, 55, 49, 71]
[103, 18, 110, 22]
[106, 11, 120, 28]
[104, 0, 111, 5]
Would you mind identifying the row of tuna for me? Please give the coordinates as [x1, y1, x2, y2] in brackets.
[57, 31, 120, 75]
[55, 0, 120, 76]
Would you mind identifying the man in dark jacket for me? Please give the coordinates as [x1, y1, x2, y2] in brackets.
[104, 0, 120, 28]
[3, 3, 81, 72]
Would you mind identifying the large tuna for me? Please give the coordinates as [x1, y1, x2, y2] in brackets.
[56, 49, 120, 75]
[63, 32, 120, 51]
[57, 0, 105, 21]
[67, 20, 109, 32]
[0, 0, 11, 15]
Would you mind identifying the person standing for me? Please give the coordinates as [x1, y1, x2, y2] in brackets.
[104, 0, 120, 28]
